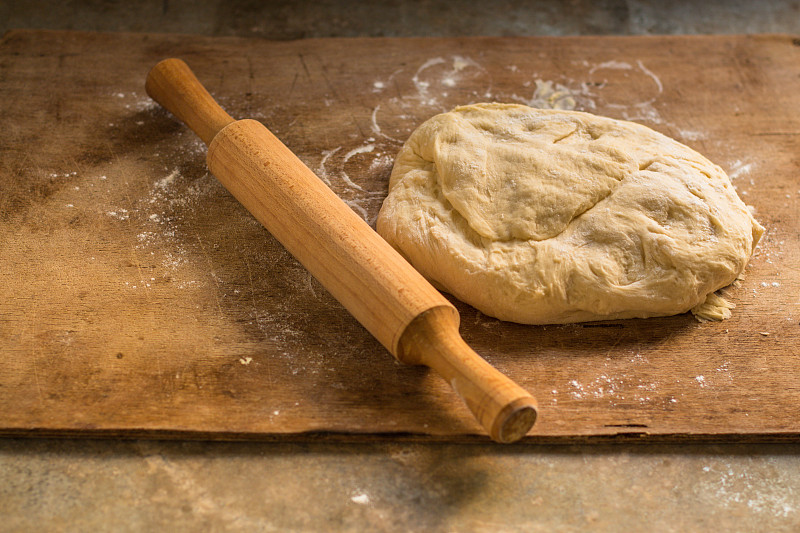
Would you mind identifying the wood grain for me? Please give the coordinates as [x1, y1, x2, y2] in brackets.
[0, 30, 798, 441]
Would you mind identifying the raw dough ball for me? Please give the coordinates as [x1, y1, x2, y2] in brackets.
[376, 103, 763, 324]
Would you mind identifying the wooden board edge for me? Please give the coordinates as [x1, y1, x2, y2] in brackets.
[1, 427, 799, 445]
[2, 28, 799, 50]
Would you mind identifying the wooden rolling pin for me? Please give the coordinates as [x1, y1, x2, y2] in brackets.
[145, 58, 538, 443]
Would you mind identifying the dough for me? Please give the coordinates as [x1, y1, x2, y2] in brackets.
[376, 103, 763, 324]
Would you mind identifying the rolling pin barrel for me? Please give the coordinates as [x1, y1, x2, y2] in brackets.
[145, 58, 538, 442]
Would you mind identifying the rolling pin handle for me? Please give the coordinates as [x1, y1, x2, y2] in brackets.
[398, 307, 538, 443]
[145, 58, 235, 146]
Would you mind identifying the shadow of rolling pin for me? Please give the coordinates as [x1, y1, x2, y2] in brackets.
[145, 58, 538, 443]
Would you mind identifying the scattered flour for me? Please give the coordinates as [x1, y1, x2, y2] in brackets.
[729, 160, 755, 180]
[589, 60, 634, 74]
[340, 144, 375, 191]
[107, 208, 129, 220]
[315, 141, 389, 224]
[559, 351, 661, 406]
[351, 493, 370, 505]
[699, 462, 798, 518]
[113, 90, 158, 112]
[156, 169, 180, 189]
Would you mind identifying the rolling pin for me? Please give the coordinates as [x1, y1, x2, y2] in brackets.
[145, 58, 538, 443]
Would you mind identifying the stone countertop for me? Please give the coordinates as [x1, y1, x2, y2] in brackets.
[3, 439, 800, 531]
[2, 1, 800, 531]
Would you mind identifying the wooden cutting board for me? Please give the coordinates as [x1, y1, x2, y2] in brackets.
[1, 30, 798, 441]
